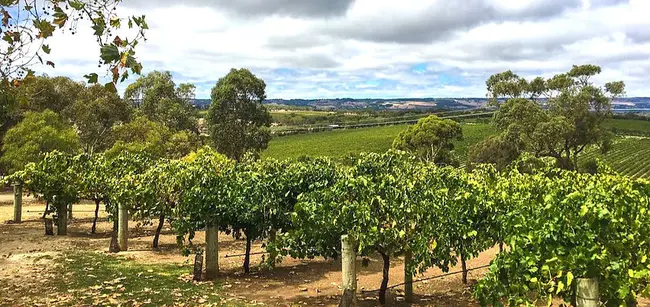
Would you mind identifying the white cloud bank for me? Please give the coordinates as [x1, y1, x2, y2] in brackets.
[35, 0, 650, 99]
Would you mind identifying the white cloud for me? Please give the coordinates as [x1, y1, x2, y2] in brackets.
[29, 0, 650, 99]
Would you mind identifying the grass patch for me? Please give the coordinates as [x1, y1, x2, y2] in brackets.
[50, 252, 231, 306]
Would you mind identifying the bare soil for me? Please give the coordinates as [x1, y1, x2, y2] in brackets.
[2, 193, 646, 306]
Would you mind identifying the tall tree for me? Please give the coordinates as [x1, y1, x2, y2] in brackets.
[124, 71, 198, 132]
[1, 110, 79, 173]
[106, 116, 199, 159]
[16, 76, 84, 114]
[63, 84, 133, 154]
[392, 115, 463, 164]
[481, 64, 625, 170]
[207, 68, 272, 161]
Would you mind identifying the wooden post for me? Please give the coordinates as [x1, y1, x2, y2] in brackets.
[118, 202, 128, 251]
[576, 278, 599, 307]
[205, 225, 219, 279]
[339, 234, 357, 307]
[13, 183, 22, 223]
[404, 250, 413, 302]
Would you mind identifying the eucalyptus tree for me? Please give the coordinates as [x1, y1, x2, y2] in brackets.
[482, 64, 625, 170]
[392, 114, 463, 165]
[1, 110, 80, 173]
[207, 68, 272, 161]
[124, 71, 198, 132]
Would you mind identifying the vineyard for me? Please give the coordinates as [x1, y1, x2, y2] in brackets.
[582, 137, 650, 179]
[3, 149, 650, 306]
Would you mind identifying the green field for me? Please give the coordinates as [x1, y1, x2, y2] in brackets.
[263, 119, 650, 179]
[262, 123, 497, 160]
[606, 118, 650, 136]
[582, 137, 650, 179]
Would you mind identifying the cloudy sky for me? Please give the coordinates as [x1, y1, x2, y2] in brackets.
[36, 0, 650, 99]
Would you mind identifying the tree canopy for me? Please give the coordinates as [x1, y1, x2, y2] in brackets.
[207, 68, 272, 161]
[1, 110, 79, 173]
[392, 115, 462, 164]
[124, 71, 198, 132]
[476, 64, 625, 170]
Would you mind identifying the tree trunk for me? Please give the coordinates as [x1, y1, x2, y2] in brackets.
[461, 252, 468, 284]
[56, 203, 67, 235]
[404, 250, 413, 302]
[499, 242, 504, 253]
[44, 218, 54, 235]
[379, 251, 390, 305]
[56, 204, 68, 236]
[152, 213, 165, 249]
[91, 199, 101, 234]
[243, 236, 252, 274]
[109, 218, 120, 253]
[67, 203, 73, 223]
[42, 201, 49, 219]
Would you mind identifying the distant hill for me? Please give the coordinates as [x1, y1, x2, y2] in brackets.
[191, 97, 650, 112]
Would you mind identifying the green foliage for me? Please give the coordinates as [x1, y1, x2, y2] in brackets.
[173, 147, 234, 251]
[106, 116, 199, 160]
[124, 71, 198, 132]
[16, 76, 84, 114]
[7, 151, 80, 215]
[63, 84, 133, 154]
[392, 115, 463, 164]
[207, 68, 272, 161]
[474, 169, 650, 306]
[1, 110, 80, 173]
[1, 1, 147, 88]
[468, 133, 522, 171]
[484, 64, 625, 170]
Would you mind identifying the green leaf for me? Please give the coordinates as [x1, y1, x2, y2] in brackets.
[84, 73, 99, 84]
[566, 272, 573, 287]
[42, 44, 51, 54]
[556, 280, 564, 294]
[100, 45, 120, 63]
[104, 82, 117, 92]
[69, 0, 85, 10]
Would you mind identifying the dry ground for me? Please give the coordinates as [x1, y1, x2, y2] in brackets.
[2, 193, 644, 306]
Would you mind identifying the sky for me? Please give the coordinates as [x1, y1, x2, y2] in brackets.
[32, 0, 650, 99]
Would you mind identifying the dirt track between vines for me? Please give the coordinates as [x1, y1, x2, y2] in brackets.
[2, 193, 647, 306]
